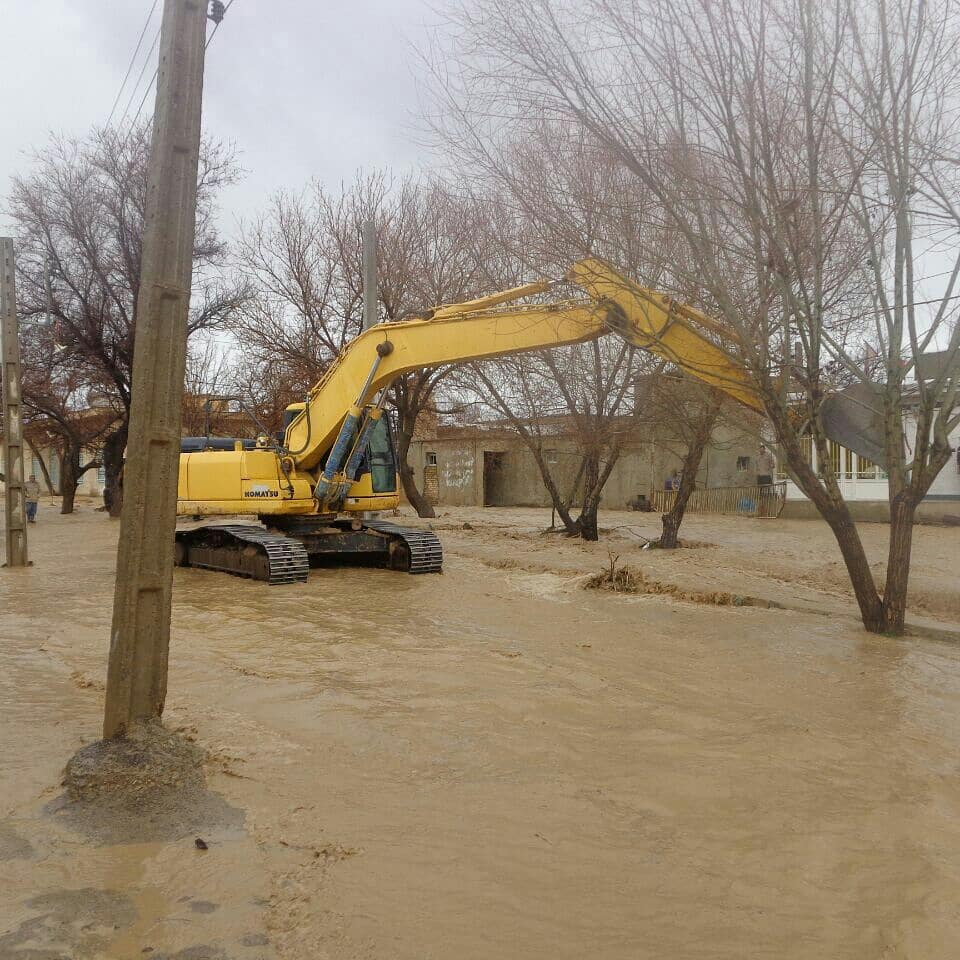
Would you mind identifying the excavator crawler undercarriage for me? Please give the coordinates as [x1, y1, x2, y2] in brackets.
[174, 517, 443, 584]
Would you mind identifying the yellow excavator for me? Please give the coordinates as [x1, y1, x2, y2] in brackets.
[174, 258, 878, 583]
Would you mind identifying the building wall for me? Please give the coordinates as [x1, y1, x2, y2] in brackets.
[922, 417, 960, 500]
[782, 499, 960, 524]
[780, 415, 960, 505]
[0, 444, 104, 499]
[409, 423, 760, 509]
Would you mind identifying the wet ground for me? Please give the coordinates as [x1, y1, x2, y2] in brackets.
[1, 501, 959, 958]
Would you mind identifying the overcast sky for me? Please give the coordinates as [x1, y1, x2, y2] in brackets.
[0, 0, 440, 234]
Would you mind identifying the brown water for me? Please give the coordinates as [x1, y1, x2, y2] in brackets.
[2, 504, 960, 958]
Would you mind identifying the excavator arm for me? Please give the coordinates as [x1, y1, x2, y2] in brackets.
[566, 259, 764, 413]
[285, 255, 885, 488]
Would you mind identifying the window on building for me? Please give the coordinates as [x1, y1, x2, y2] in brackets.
[857, 455, 886, 480]
[736, 455, 751, 472]
[826, 440, 841, 478]
[545, 448, 558, 464]
[425, 451, 438, 467]
[32, 457, 41, 480]
[97, 465, 106, 485]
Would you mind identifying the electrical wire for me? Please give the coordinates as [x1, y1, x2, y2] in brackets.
[125, 60, 160, 134]
[117, 2, 238, 156]
[117, 25, 161, 128]
[205, 0, 238, 50]
[106, 0, 160, 126]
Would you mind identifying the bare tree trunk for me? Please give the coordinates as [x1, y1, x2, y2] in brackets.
[575, 454, 602, 541]
[395, 414, 436, 519]
[577, 498, 600, 541]
[774, 409, 886, 633]
[564, 456, 587, 509]
[819, 502, 884, 631]
[879, 493, 916, 635]
[659, 421, 712, 549]
[33, 448, 56, 495]
[102, 423, 128, 518]
[529, 446, 580, 535]
[60, 443, 80, 515]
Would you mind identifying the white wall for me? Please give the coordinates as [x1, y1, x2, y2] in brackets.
[910, 414, 960, 500]
[783, 411, 960, 503]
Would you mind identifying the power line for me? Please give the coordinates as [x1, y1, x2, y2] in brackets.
[205, 0, 237, 50]
[125, 59, 160, 134]
[118, 25, 161, 128]
[106, 0, 160, 127]
[123, 0, 237, 140]
[113, 1, 237, 161]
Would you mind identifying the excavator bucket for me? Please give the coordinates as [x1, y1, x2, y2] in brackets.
[820, 382, 889, 470]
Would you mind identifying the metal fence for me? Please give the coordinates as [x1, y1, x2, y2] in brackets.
[650, 481, 787, 519]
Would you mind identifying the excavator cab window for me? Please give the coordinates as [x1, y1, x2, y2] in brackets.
[280, 404, 307, 447]
[365, 413, 398, 493]
[282, 406, 301, 432]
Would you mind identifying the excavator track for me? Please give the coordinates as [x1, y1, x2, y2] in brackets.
[363, 520, 444, 574]
[175, 524, 309, 585]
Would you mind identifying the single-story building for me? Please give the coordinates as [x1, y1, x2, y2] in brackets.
[0, 442, 105, 499]
[407, 408, 959, 523]
[407, 415, 765, 510]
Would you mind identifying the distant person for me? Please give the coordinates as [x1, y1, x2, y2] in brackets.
[24, 473, 41, 523]
[664, 470, 681, 492]
[757, 445, 776, 487]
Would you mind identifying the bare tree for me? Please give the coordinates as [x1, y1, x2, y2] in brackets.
[19, 325, 117, 514]
[645, 375, 761, 547]
[181, 338, 237, 437]
[447, 339, 649, 539]
[430, 0, 960, 634]
[235, 173, 493, 517]
[431, 125, 675, 539]
[8, 124, 246, 516]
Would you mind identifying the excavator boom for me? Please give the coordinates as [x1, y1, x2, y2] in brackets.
[283, 258, 767, 472]
[283, 301, 604, 470]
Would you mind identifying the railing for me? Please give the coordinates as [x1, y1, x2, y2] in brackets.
[650, 481, 787, 519]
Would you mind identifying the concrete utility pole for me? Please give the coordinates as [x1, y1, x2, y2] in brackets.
[103, 0, 209, 739]
[362, 219, 378, 332]
[0, 238, 29, 568]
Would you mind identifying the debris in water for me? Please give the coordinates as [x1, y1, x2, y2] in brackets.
[584, 556, 778, 608]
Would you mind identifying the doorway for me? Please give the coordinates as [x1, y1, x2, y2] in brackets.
[483, 451, 508, 506]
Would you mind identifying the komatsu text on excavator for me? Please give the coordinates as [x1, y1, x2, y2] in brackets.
[174, 258, 880, 583]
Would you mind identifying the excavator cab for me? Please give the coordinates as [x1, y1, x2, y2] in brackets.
[337, 411, 399, 509]
[281, 402, 306, 434]
[360, 412, 398, 494]
[280, 400, 399, 510]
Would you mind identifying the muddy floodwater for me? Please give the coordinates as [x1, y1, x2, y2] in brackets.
[2, 503, 960, 958]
